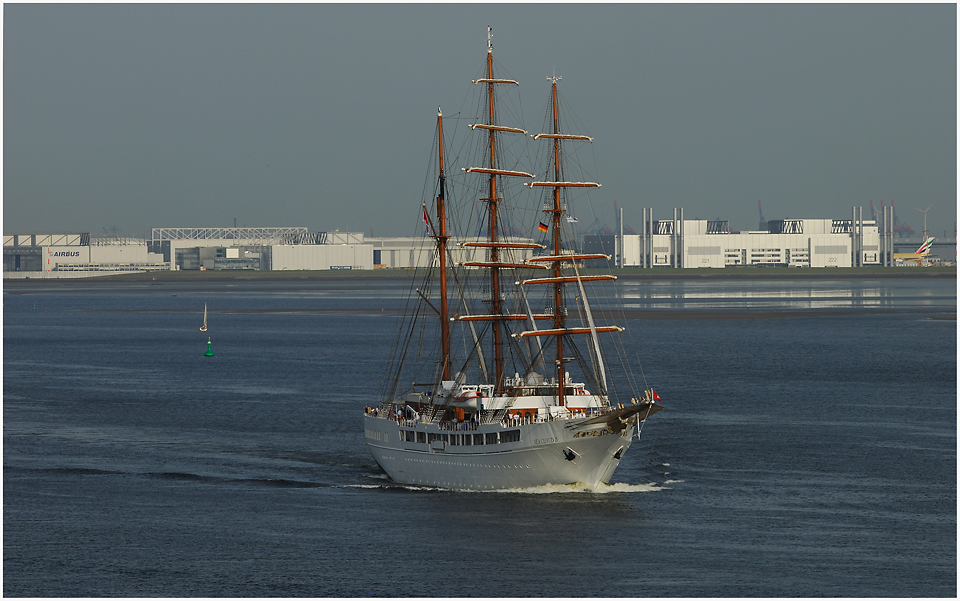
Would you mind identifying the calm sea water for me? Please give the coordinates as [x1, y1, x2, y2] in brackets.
[4, 277, 956, 597]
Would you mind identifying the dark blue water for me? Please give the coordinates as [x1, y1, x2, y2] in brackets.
[4, 277, 956, 596]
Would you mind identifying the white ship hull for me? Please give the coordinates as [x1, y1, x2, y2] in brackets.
[364, 415, 635, 490]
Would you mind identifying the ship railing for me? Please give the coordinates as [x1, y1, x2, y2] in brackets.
[522, 406, 609, 424]
[364, 407, 420, 425]
[364, 405, 613, 427]
[501, 413, 541, 427]
[438, 420, 479, 432]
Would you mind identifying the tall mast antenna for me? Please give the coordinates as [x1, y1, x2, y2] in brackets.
[914, 204, 933, 239]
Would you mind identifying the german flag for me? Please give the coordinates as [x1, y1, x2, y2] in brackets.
[538, 222, 549, 233]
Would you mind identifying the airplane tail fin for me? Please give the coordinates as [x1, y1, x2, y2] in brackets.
[915, 237, 935, 256]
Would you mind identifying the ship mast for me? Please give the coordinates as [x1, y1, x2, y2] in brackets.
[485, 30, 505, 393]
[461, 27, 537, 394]
[436, 108, 451, 381]
[519, 76, 617, 403]
[549, 77, 565, 406]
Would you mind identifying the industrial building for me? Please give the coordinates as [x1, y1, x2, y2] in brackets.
[584, 208, 893, 268]
[587, 205, 955, 269]
[369, 236, 537, 269]
[2, 227, 536, 277]
[4, 206, 952, 278]
[3, 233, 169, 275]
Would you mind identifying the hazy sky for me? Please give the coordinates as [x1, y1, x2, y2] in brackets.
[4, 4, 956, 238]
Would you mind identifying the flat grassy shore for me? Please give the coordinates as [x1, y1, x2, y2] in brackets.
[2, 265, 955, 287]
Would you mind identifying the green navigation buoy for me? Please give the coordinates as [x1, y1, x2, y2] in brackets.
[204, 337, 215, 357]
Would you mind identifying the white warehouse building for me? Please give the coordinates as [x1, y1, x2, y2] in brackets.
[369, 236, 536, 269]
[588, 207, 892, 269]
[153, 229, 534, 272]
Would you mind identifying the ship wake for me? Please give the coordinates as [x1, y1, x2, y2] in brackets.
[493, 481, 672, 494]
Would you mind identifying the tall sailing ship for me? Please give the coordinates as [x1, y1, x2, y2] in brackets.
[363, 29, 661, 490]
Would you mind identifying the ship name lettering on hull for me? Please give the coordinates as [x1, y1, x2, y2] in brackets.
[573, 428, 614, 438]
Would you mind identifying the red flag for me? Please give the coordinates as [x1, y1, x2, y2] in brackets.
[422, 204, 431, 234]
[652, 389, 662, 402]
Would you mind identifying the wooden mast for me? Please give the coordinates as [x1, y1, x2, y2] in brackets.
[460, 28, 536, 395]
[549, 77, 565, 407]
[484, 27, 506, 394]
[517, 77, 608, 402]
[436, 108, 451, 381]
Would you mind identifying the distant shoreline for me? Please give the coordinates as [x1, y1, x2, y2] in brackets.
[2, 266, 955, 287]
[37, 306, 954, 321]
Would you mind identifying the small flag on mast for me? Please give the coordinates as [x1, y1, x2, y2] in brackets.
[652, 389, 662, 403]
[538, 222, 549, 233]
[566, 215, 578, 223]
[423, 204, 431, 234]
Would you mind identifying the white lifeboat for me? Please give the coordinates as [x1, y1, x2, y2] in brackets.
[450, 390, 482, 409]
